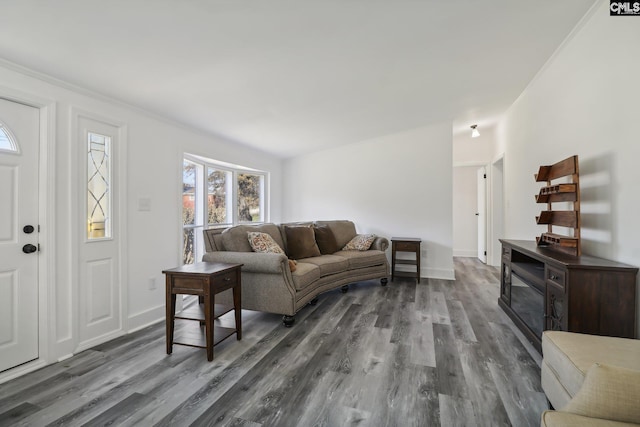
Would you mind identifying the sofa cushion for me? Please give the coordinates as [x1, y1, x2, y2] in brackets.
[342, 234, 376, 251]
[291, 262, 321, 291]
[314, 225, 339, 255]
[542, 331, 640, 402]
[299, 255, 349, 277]
[221, 223, 285, 252]
[247, 232, 285, 254]
[203, 227, 225, 252]
[284, 225, 321, 259]
[315, 220, 357, 249]
[335, 250, 387, 270]
[562, 363, 640, 425]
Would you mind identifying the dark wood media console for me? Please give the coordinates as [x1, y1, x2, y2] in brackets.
[499, 239, 638, 352]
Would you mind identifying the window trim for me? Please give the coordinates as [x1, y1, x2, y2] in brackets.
[182, 153, 270, 264]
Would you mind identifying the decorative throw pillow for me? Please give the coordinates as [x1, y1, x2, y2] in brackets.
[314, 224, 339, 254]
[562, 363, 640, 424]
[342, 234, 376, 251]
[285, 225, 321, 259]
[247, 232, 285, 254]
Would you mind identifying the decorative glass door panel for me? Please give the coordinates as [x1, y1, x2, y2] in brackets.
[87, 132, 111, 239]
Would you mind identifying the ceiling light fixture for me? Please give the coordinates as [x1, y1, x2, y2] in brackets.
[470, 124, 480, 138]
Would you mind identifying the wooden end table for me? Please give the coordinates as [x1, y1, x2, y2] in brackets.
[391, 237, 421, 283]
[163, 262, 243, 361]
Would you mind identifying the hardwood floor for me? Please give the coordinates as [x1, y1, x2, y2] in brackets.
[0, 258, 547, 427]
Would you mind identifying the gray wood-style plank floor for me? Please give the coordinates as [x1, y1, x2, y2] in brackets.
[0, 258, 547, 427]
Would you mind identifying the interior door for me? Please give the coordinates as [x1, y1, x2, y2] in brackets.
[0, 98, 40, 372]
[477, 166, 487, 263]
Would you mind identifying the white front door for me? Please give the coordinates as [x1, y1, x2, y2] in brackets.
[0, 98, 40, 373]
[477, 166, 487, 263]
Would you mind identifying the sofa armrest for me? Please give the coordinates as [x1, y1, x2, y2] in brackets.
[370, 236, 389, 252]
[540, 410, 638, 427]
[202, 251, 288, 274]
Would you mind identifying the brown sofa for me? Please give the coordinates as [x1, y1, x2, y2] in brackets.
[202, 220, 389, 326]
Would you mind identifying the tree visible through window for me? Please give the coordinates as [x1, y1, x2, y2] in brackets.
[238, 173, 263, 223]
[208, 168, 230, 225]
[182, 156, 268, 264]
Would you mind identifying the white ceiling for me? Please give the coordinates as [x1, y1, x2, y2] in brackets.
[0, 0, 597, 158]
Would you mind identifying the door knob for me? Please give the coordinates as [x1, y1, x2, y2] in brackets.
[22, 244, 37, 254]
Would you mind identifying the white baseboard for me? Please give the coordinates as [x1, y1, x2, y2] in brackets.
[394, 265, 456, 281]
[57, 353, 74, 362]
[76, 330, 126, 353]
[127, 305, 165, 333]
[453, 250, 478, 257]
[421, 267, 456, 280]
[0, 359, 48, 385]
[54, 338, 76, 363]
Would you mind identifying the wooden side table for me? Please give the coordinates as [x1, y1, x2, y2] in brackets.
[391, 237, 421, 283]
[163, 262, 243, 361]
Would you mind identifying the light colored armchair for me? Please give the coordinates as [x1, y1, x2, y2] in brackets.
[540, 331, 640, 426]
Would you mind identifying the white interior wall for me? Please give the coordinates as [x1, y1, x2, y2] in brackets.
[283, 121, 455, 279]
[0, 61, 283, 364]
[452, 166, 478, 257]
[497, 0, 640, 331]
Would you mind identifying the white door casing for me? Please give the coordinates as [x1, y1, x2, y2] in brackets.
[0, 98, 39, 373]
[76, 114, 125, 350]
[477, 166, 487, 263]
[490, 156, 505, 267]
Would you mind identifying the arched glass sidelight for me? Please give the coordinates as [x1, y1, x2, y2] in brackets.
[0, 123, 18, 153]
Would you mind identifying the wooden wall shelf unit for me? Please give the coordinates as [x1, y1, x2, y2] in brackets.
[499, 239, 638, 353]
[535, 155, 581, 256]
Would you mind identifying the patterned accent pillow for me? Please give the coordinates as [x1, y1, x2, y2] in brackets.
[247, 232, 285, 254]
[341, 234, 376, 251]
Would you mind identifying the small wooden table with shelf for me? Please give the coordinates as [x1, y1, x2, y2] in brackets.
[391, 237, 421, 283]
[163, 262, 242, 361]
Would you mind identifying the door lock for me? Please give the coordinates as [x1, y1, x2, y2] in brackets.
[23, 225, 35, 234]
[22, 244, 37, 254]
